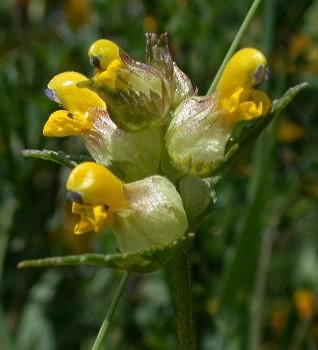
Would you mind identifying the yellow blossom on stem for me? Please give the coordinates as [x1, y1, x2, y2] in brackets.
[86, 33, 194, 132]
[71, 202, 109, 234]
[65, 162, 188, 253]
[166, 47, 272, 177]
[66, 162, 126, 234]
[216, 48, 271, 124]
[43, 71, 106, 137]
[42, 68, 164, 182]
[88, 39, 123, 89]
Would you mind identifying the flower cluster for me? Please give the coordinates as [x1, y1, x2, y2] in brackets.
[42, 33, 271, 260]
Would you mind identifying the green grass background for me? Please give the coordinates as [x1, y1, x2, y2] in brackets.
[1, 0, 318, 349]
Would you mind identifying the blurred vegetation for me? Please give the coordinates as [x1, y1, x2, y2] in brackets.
[1, 0, 318, 349]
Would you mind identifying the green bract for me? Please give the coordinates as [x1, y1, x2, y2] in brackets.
[115, 175, 188, 252]
[165, 95, 229, 177]
[83, 110, 163, 182]
[19, 233, 195, 273]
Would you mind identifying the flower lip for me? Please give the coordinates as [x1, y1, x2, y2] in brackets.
[65, 190, 83, 204]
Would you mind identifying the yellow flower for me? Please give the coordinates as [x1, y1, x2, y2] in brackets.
[43, 70, 163, 182]
[294, 289, 315, 320]
[165, 48, 271, 177]
[66, 162, 126, 234]
[217, 48, 271, 124]
[88, 39, 123, 89]
[43, 71, 106, 137]
[65, 162, 188, 252]
[87, 34, 194, 132]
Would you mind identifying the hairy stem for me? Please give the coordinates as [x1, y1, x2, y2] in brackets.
[175, 245, 197, 350]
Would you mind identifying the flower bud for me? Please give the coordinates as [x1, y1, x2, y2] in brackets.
[66, 162, 188, 253]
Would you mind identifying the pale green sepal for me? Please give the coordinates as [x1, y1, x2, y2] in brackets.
[171, 64, 195, 109]
[83, 110, 163, 181]
[179, 176, 216, 226]
[18, 233, 194, 273]
[145, 32, 174, 80]
[145, 32, 194, 108]
[114, 175, 188, 252]
[165, 95, 229, 177]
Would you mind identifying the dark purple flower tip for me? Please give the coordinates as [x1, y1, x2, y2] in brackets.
[253, 64, 268, 87]
[44, 88, 58, 102]
[65, 190, 83, 203]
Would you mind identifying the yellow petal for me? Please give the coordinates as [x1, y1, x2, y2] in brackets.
[88, 39, 121, 70]
[250, 89, 271, 115]
[66, 162, 126, 210]
[47, 71, 106, 114]
[94, 58, 123, 89]
[43, 110, 92, 137]
[222, 88, 271, 123]
[217, 48, 267, 100]
[74, 218, 95, 235]
[236, 89, 270, 121]
[221, 87, 244, 113]
[72, 202, 108, 234]
[237, 100, 264, 120]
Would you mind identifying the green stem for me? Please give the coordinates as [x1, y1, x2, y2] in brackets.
[175, 245, 197, 350]
[92, 272, 130, 350]
[206, 0, 262, 95]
